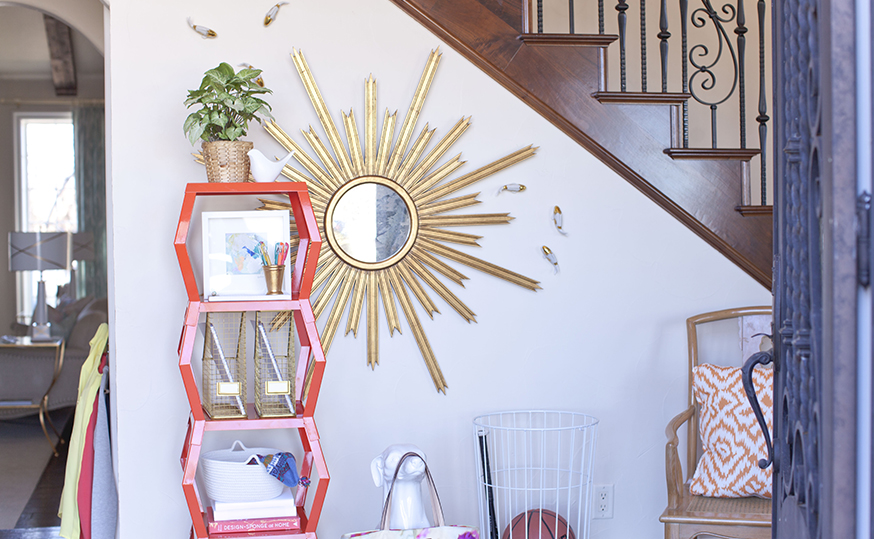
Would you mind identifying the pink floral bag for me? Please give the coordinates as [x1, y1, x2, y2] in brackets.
[342, 452, 479, 539]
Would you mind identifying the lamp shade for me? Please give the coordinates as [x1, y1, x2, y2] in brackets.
[72, 232, 95, 261]
[8, 232, 71, 272]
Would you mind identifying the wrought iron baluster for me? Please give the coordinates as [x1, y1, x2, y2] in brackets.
[680, 0, 689, 146]
[599, 0, 605, 34]
[537, 0, 543, 33]
[687, 0, 739, 148]
[641, 0, 648, 92]
[659, 0, 671, 92]
[569, 0, 575, 33]
[711, 105, 718, 147]
[757, 0, 769, 204]
[736, 0, 747, 148]
[617, 0, 629, 92]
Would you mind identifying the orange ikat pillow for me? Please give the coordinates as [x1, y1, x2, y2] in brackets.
[689, 363, 773, 498]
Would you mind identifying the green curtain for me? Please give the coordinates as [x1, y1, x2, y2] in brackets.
[73, 106, 107, 300]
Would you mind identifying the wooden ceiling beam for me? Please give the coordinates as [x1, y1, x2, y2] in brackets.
[42, 14, 77, 96]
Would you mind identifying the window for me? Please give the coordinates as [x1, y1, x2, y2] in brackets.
[14, 113, 76, 322]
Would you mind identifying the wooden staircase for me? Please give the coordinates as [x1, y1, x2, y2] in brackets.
[388, 0, 773, 289]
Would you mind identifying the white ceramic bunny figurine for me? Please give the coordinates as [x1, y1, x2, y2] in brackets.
[248, 149, 295, 183]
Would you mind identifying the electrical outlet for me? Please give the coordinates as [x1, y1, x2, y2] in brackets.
[593, 484, 614, 519]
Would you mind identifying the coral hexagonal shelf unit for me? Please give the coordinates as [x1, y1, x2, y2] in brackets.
[174, 182, 329, 539]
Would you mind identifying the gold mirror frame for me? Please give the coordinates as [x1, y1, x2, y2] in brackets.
[256, 48, 540, 393]
[323, 175, 419, 271]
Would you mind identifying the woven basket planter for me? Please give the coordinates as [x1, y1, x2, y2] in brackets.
[202, 140, 254, 183]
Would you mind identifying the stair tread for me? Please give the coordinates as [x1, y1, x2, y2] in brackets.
[593, 91, 691, 104]
[665, 148, 762, 160]
[736, 205, 774, 216]
[518, 33, 619, 47]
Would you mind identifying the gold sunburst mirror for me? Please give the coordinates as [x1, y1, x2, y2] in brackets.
[257, 48, 540, 393]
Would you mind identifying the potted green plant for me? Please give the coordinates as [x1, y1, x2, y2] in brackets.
[184, 62, 273, 182]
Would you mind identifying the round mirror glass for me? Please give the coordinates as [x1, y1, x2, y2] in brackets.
[330, 182, 412, 264]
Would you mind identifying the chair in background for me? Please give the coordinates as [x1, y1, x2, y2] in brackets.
[660, 306, 773, 539]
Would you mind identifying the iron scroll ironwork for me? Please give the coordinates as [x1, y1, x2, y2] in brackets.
[772, 0, 823, 533]
[742, 347, 774, 469]
[688, 0, 739, 148]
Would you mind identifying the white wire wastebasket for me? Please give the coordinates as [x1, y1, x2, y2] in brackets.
[473, 411, 599, 539]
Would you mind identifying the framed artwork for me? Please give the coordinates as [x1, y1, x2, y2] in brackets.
[201, 210, 291, 301]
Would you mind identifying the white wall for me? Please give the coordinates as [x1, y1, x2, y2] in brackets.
[107, 1, 770, 538]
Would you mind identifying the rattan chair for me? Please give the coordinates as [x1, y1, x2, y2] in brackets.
[659, 306, 773, 539]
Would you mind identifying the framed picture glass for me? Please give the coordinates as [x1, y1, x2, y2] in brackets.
[202, 210, 291, 301]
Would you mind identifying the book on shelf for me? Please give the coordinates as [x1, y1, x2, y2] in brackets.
[207, 507, 300, 534]
[207, 529, 303, 539]
[212, 487, 297, 521]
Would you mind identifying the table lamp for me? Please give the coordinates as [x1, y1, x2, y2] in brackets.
[8, 232, 71, 340]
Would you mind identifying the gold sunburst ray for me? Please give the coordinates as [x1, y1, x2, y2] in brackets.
[365, 76, 377, 176]
[346, 271, 367, 337]
[419, 238, 541, 291]
[290, 49, 355, 178]
[342, 109, 365, 177]
[397, 262, 439, 319]
[320, 269, 357, 355]
[376, 271, 402, 336]
[403, 117, 471, 190]
[385, 49, 441, 179]
[409, 248, 469, 287]
[406, 256, 476, 323]
[415, 145, 538, 205]
[311, 254, 343, 294]
[279, 163, 333, 202]
[313, 264, 352, 320]
[387, 265, 447, 393]
[257, 197, 327, 218]
[264, 120, 335, 191]
[256, 48, 539, 392]
[409, 154, 467, 198]
[302, 127, 346, 187]
[366, 271, 379, 367]
[376, 110, 397, 176]
[314, 246, 337, 267]
[420, 213, 514, 227]
[308, 240, 332, 273]
[396, 125, 435, 185]
[418, 193, 482, 216]
[418, 228, 483, 246]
